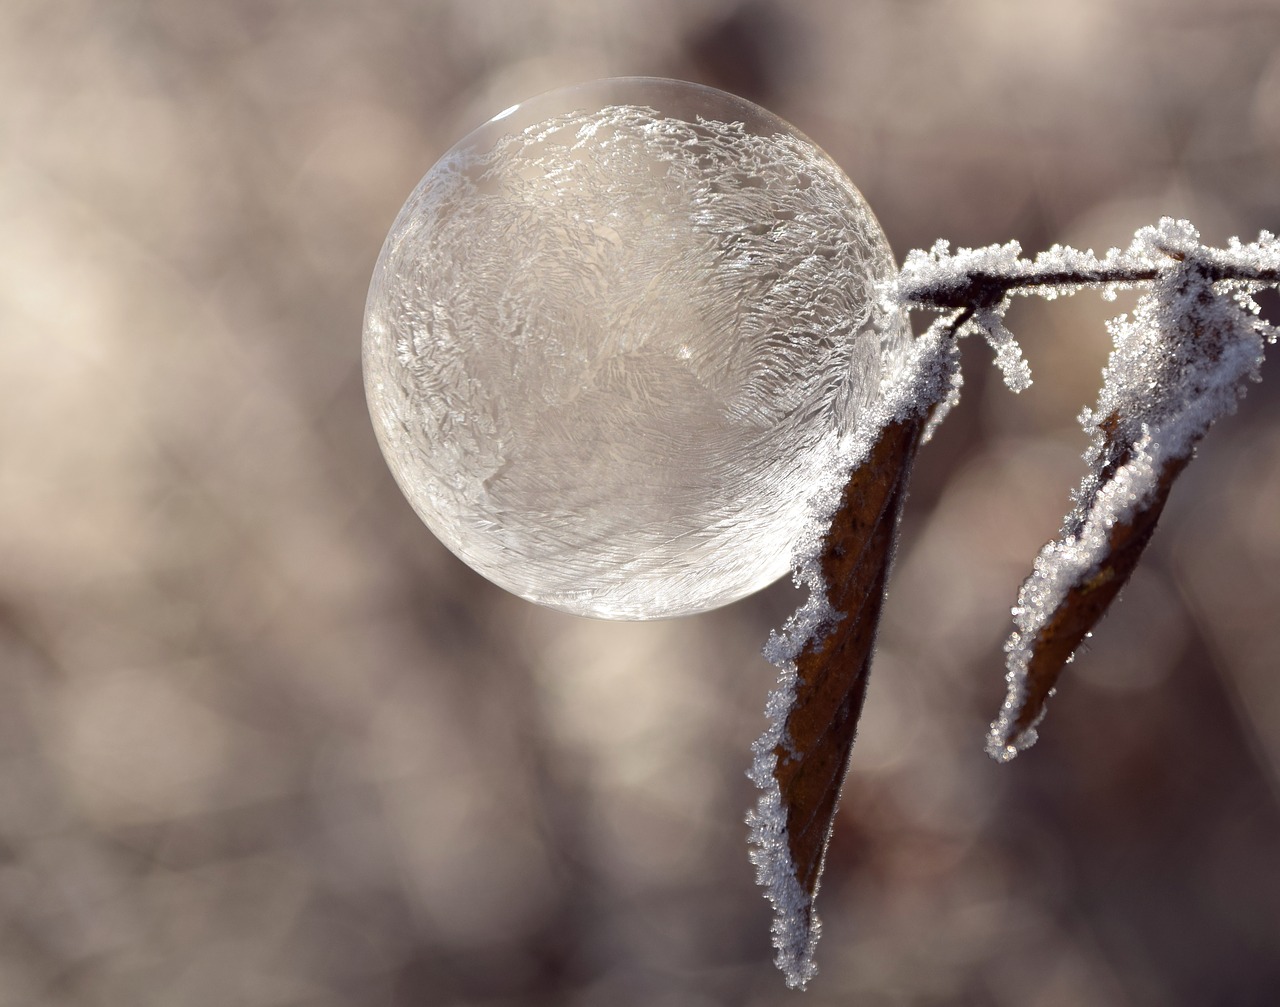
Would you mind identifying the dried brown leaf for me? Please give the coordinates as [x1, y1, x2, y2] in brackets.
[772, 415, 923, 918]
[992, 413, 1192, 757]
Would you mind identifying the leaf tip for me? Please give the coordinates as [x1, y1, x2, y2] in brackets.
[746, 785, 821, 990]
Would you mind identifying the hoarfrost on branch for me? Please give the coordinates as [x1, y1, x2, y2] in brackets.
[750, 218, 1279, 988]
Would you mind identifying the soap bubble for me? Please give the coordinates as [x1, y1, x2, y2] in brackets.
[363, 78, 906, 619]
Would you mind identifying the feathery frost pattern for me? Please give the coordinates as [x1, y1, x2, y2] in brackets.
[367, 94, 903, 618]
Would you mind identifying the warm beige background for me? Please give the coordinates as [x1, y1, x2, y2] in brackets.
[3, 2, 1279, 1005]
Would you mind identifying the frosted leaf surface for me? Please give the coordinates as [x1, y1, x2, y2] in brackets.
[364, 78, 907, 618]
[747, 325, 959, 989]
[984, 220, 1276, 759]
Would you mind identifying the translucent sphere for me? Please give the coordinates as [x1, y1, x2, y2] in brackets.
[364, 78, 906, 619]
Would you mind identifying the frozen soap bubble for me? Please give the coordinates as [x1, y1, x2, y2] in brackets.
[364, 78, 907, 619]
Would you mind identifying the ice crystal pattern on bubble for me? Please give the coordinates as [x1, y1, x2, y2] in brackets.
[364, 102, 904, 618]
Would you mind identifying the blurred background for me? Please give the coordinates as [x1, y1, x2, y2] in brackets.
[3, 1, 1279, 1004]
